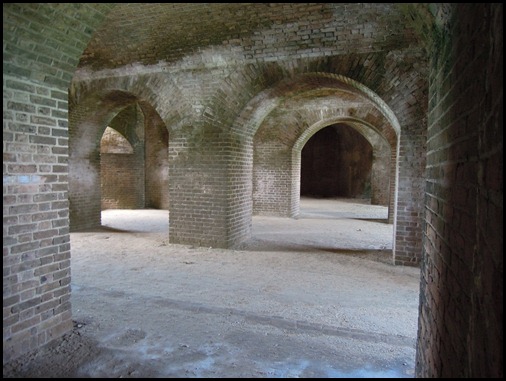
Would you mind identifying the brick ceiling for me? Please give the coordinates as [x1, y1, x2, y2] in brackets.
[78, 3, 428, 71]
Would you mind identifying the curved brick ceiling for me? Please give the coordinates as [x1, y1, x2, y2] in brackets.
[79, 3, 427, 71]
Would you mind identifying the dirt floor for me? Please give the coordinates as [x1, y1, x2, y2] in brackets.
[3, 197, 421, 378]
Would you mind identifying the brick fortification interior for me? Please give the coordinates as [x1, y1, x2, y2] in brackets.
[3, 3, 502, 378]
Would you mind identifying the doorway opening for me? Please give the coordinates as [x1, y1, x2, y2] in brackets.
[98, 102, 169, 234]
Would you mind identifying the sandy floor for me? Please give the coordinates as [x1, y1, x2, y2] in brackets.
[3, 198, 421, 378]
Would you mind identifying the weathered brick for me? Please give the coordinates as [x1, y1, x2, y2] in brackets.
[30, 116, 56, 126]
[30, 95, 56, 107]
[2, 4, 502, 378]
[11, 315, 41, 334]
[6, 80, 36, 93]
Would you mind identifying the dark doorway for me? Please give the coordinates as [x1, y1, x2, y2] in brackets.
[301, 124, 373, 199]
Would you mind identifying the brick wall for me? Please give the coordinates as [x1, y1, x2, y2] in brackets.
[253, 140, 293, 216]
[101, 153, 145, 210]
[100, 109, 145, 210]
[334, 125, 373, 199]
[416, 3, 503, 378]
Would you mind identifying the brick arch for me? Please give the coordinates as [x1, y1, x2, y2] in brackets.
[228, 71, 401, 216]
[257, 101, 397, 150]
[254, 104, 398, 212]
[3, 3, 115, 88]
[70, 74, 189, 134]
[293, 117, 389, 152]
[253, 114, 395, 219]
[242, 72, 400, 192]
[68, 89, 168, 231]
[100, 126, 134, 154]
[69, 89, 139, 163]
[291, 117, 394, 222]
[196, 53, 424, 156]
[234, 72, 400, 141]
[102, 105, 141, 150]
[235, 73, 403, 261]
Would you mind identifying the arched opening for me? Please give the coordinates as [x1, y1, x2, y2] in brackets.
[247, 74, 399, 230]
[68, 91, 169, 234]
[298, 122, 390, 230]
[100, 126, 141, 210]
[300, 123, 373, 200]
[98, 101, 170, 233]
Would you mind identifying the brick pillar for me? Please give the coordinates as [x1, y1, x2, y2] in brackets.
[168, 129, 230, 248]
[4, 76, 74, 363]
[68, 123, 102, 231]
[393, 124, 426, 266]
[3, 2, 111, 364]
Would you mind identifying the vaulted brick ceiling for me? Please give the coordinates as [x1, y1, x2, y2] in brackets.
[78, 3, 428, 71]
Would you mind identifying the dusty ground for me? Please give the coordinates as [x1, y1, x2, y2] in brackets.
[4, 197, 421, 378]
